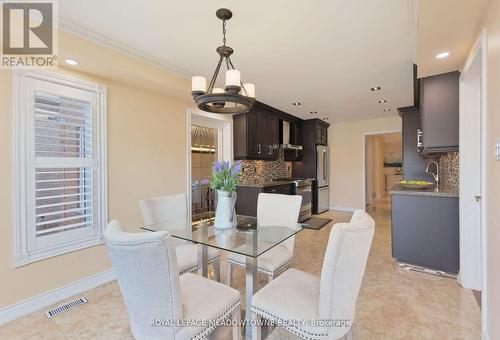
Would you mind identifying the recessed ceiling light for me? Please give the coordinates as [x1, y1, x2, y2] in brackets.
[384, 108, 392, 112]
[292, 102, 301, 106]
[378, 99, 387, 104]
[370, 86, 381, 91]
[310, 111, 318, 114]
[64, 59, 79, 66]
[436, 52, 450, 59]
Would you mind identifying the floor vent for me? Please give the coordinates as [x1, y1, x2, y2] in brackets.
[45, 297, 88, 319]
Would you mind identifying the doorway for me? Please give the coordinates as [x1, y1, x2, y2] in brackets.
[187, 110, 233, 223]
[364, 132, 403, 209]
[459, 31, 487, 335]
[191, 124, 219, 222]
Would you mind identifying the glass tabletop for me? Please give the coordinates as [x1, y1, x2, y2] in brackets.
[141, 215, 303, 258]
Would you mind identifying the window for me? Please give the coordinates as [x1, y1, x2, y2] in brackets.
[13, 70, 107, 266]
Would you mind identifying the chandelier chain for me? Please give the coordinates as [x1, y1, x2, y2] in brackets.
[222, 20, 227, 46]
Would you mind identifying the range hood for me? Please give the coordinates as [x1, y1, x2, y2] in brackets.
[280, 121, 303, 150]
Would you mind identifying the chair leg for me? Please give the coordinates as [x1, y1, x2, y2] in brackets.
[213, 260, 221, 282]
[344, 327, 353, 340]
[227, 261, 233, 287]
[232, 306, 242, 340]
[252, 312, 261, 340]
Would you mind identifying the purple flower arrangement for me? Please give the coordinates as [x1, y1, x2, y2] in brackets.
[209, 160, 242, 193]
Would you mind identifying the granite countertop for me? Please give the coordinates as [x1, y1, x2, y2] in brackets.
[389, 183, 459, 198]
[237, 180, 295, 188]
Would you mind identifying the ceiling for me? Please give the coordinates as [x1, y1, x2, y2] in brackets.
[417, 0, 489, 77]
[58, 0, 416, 123]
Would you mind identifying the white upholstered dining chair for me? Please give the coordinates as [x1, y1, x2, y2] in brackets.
[226, 193, 302, 286]
[139, 193, 221, 281]
[251, 209, 375, 340]
[104, 221, 241, 340]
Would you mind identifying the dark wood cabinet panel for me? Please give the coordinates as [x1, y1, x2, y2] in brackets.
[392, 194, 459, 273]
[257, 113, 268, 157]
[247, 111, 259, 156]
[292, 119, 329, 178]
[233, 110, 279, 160]
[236, 184, 294, 216]
[419, 71, 459, 154]
[315, 125, 328, 145]
[268, 116, 279, 157]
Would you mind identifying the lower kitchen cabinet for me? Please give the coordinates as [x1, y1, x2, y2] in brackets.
[391, 193, 459, 273]
[235, 184, 294, 216]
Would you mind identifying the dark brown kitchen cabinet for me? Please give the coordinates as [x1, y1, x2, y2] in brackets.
[419, 71, 459, 154]
[233, 111, 279, 160]
[292, 119, 330, 179]
[316, 125, 328, 145]
[236, 183, 294, 216]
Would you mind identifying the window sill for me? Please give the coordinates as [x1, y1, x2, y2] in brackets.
[13, 235, 105, 268]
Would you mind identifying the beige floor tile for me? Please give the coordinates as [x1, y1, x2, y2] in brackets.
[0, 196, 480, 339]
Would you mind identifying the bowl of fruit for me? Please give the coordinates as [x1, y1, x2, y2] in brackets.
[399, 180, 435, 190]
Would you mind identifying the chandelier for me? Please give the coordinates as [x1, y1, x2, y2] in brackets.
[191, 8, 255, 114]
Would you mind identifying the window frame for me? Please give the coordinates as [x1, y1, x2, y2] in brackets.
[12, 70, 108, 267]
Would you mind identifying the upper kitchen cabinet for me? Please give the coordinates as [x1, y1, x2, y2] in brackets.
[419, 71, 459, 154]
[302, 119, 329, 146]
[292, 119, 330, 179]
[316, 124, 328, 145]
[233, 101, 300, 160]
[233, 110, 279, 160]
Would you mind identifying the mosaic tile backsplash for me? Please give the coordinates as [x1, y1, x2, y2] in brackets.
[439, 152, 459, 193]
[239, 150, 292, 184]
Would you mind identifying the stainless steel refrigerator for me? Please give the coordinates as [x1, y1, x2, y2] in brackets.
[315, 145, 329, 213]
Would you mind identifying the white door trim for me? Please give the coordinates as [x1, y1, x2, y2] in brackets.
[361, 129, 402, 209]
[185, 109, 233, 223]
[460, 29, 488, 339]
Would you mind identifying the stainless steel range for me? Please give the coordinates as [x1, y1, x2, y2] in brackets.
[272, 178, 313, 222]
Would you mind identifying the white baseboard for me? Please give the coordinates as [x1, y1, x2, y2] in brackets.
[0, 269, 115, 325]
[330, 206, 357, 212]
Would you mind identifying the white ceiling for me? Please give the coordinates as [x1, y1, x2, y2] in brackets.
[417, 0, 489, 78]
[59, 0, 415, 123]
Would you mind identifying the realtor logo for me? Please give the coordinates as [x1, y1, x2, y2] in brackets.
[1, 1, 58, 68]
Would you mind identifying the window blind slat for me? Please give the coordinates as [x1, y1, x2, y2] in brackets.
[36, 221, 93, 236]
[37, 206, 93, 218]
[36, 185, 92, 192]
[36, 213, 93, 227]
[37, 199, 92, 209]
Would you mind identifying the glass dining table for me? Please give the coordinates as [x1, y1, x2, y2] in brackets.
[142, 214, 303, 339]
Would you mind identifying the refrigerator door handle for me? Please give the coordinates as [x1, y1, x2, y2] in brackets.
[323, 150, 327, 181]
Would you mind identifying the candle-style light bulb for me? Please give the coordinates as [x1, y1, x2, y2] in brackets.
[191, 76, 206, 92]
[225, 70, 241, 87]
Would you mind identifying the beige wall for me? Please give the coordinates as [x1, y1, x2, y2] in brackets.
[480, 0, 500, 337]
[0, 32, 192, 307]
[329, 116, 402, 210]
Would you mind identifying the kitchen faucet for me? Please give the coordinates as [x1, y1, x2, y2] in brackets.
[426, 161, 439, 185]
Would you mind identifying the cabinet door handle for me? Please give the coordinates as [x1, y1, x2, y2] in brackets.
[257, 144, 261, 154]
[475, 195, 481, 202]
[268, 145, 273, 155]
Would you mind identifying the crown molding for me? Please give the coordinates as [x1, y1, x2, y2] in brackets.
[57, 18, 191, 79]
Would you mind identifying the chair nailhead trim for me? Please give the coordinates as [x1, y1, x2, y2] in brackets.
[191, 299, 241, 340]
[179, 256, 221, 275]
[251, 306, 328, 340]
[227, 257, 293, 276]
